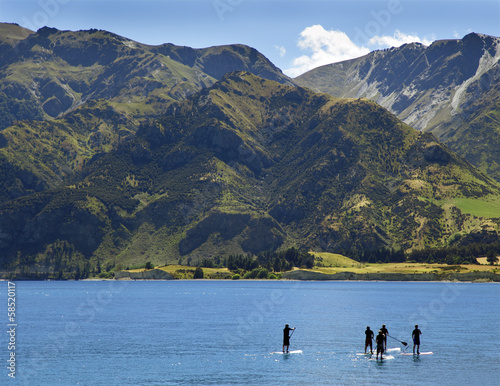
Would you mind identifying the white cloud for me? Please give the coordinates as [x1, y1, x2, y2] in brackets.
[286, 25, 435, 78]
[285, 25, 370, 78]
[368, 30, 433, 48]
[275, 45, 286, 58]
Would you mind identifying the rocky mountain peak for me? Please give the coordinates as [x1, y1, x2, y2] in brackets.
[295, 32, 500, 181]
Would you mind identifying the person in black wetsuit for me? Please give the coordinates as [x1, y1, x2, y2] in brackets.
[380, 324, 389, 351]
[364, 326, 374, 354]
[283, 324, 295, 353]
[412, 324, 422, 354]
[375, 330, 385, 360]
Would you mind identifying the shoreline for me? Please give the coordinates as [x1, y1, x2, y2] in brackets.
[110, 268, 500, 282]
[281, 269, 500, 282]
[0, 278, 500, 284]
[2, 266, 499, 282]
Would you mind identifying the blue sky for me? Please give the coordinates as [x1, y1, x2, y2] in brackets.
[2, 0, 499, 77]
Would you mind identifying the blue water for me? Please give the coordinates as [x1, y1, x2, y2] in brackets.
[1, 280, 499, 385]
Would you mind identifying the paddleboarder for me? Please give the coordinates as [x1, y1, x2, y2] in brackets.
[412, 324, 422, 354]
[283, 324, 295, 353]
[375, 330, 385, 360]
[364, 326, 374, 354]
[380, 324, 389, 350]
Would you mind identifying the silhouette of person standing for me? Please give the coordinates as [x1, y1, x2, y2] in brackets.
[376, 330, 385, 360]
[364, 326, 374, 354]
[283, 324, 295, 353]
[412, 324, 422, 354]
[380, 324, 389, 350]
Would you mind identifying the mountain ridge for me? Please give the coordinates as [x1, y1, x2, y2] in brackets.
[295, 32, 500, 181]
[0, 23, 293, 121]
[0, 22, 294, 199]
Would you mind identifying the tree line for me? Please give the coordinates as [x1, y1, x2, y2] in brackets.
[339, 242, 500, 265]
[198, 247, 314, 272]
[406, 242, 500, 265]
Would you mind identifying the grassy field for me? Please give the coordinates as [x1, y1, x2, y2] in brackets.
[121, 253, 499, 279]
[127, 264, 233, 279]
[309, 252, 498, 275]
[430, 195, 500, 218]
[311, 252, 364, 268]
[308, 262, 498, 275]
[476, 257, 499, 266]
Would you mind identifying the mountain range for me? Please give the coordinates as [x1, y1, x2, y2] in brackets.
[0, 23, 292, 200]
[0, 23, 499, 276]
[295, 32, 500, 182]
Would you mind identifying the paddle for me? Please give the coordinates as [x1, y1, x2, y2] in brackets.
[387, 334, 408, 346]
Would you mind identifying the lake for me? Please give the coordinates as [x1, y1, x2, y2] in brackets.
[1, 280, 499, 385]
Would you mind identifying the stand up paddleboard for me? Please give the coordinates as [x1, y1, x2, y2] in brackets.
[357, 348, 399, 357]
[271, 350, 303, 355]
[369, 355, 395, 360]
[401, 352, 433, 356]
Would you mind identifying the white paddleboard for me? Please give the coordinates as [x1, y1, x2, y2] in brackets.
[401, 351, 433, 356]
[369, 355, 394, 360]
[271, 350, 303, 355]
[386, 348, 401, 353]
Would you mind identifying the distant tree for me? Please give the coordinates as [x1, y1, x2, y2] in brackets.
[145, 261, 154, 270]
[486, 250, 499, 265]
[194, 267, 204, 279]
[74, 266, 81, 281]
[105, 261, 115, 272]
[82, 263, 90, 279]
[200, 258, 215, 268]
[256, 268, 269, 279]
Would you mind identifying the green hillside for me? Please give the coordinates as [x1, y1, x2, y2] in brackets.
[1, 71, 499, 278]
[0, 100, 139, 201]
[0, 23, 293, 200]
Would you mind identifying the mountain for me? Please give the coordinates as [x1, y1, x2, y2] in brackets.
[0, 23, 292, 122]
[295, 33, 500, 182]
[1, 71, 499, 276]
[0, 23, 33, 48]
[0, 23, 294, 199]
